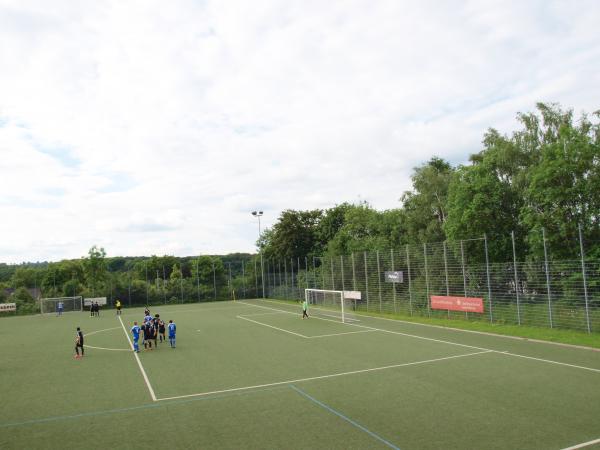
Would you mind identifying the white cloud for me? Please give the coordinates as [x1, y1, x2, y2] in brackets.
[0, 0, 599, 263]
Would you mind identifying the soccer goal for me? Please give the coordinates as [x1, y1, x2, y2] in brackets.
[40, 296, 83, 314]
[304, 289, 359, 323]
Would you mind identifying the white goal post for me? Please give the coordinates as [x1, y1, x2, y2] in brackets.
[40, 296, 83, 314]
[305, 289, 360, 323]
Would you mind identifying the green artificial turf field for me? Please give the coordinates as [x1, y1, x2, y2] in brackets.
[1, 299, 600, 450]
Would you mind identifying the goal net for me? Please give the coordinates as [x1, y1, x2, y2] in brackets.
[304, 289, 358, 323]
[40, 296, 83, 314]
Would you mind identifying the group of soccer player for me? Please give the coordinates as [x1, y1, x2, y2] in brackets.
[89, 301, 101, 317]
[130, 307, 176, 353]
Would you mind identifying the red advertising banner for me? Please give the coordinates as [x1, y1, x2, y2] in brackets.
[430, 296, 484, 313]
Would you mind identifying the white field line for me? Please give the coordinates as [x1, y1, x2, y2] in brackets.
[237, 311, 290, 318]
[259, 299, 600, 353]
[117, 316, 157, 401]
[237, 309, 377, 339]
[156, 350, 492, 402]
[120, 304, 258, 317]
[245, 300, 600, 374]
[495, 352, 600, 374]
[318, 312, 361, 322]
[237, 315, 309, 338]
[308, 329, 378, 339]
[86, 326, 121, 337]
[241, 301, 485, 351]
[163, 305, 259, 314]
[238, 301, 299, 317]
[239, 301, 374, 329]
[86, 345, 130, 352]
[561, 437, 600, 450]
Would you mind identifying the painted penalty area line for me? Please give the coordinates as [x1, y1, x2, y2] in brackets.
[561, 437, 600, 450]
[156, 350, 492, 402]
[239, 300, 376, 329]
[236, 315, 309, 338]
[308, 329, 378, 339]
[117, 315, 157, 401]
[290, 385, 400, 450]
[252, 300, 600, 374]
[237, 311, 291, 318]
[237, 311, 377, 339]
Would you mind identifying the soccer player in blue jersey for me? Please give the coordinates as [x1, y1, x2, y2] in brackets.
[168, 320, 176, 348]
[131, 321, 141, 353]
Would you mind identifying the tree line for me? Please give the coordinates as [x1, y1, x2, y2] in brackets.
[0, 246, 259, 313]
[260, 103, 600, 263]
[1, 102, 598, 314]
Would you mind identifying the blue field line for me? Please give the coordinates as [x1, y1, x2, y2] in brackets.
[0, 385, 288, 429]
[289, 384, 400, 450]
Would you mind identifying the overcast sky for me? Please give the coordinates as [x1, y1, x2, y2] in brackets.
[1, 0, 599, 263]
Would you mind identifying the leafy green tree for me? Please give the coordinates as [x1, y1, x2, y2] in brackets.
[315, 203, 353, 254]
[84, 246, 107, 296]
[520, 105, 600, 259]
[261, 209, 323, 258]
[11, 287, 38, 314]
[445, 129, 526, 261]
[106, 257, 129, 272]
[41, 264, 63, 297]
[402, 157, 454, 243]
[0, 285, 9, 303]
[62, 278, 82, 297]
[378, 208, 406, 250]
[142, 255, 179, 281]
[326, 203, 399, 254]
[191, 256, 226, 286]
[0, 263, 16, 283]
[11, 267, 39, 289]
[170, 264, 182, 282]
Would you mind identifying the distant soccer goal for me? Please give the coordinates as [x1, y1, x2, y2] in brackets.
[304, 289, 360, 324]
[40, 296, 83, 314]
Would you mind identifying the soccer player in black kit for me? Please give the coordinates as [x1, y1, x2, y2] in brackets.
[158, 318, 166, 343]
[74, 327, 84, 358]
[143, 321, 154, 350]
[152, 317, 159, 348]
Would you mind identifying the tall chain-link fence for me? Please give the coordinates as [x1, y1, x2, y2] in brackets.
[37, 258, 266, 310]
[7, 229, 599, 333]
[263, 236, 600, 334]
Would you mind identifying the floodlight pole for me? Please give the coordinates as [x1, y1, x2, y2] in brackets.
[252, 211, 266, 299]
